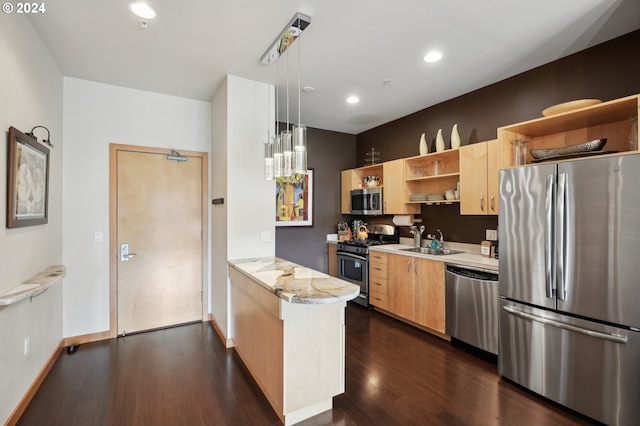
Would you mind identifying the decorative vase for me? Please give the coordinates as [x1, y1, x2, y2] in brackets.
[435, 128, 445, 152]
[451, 124, 461, 149]
[419, 133, 429, 155]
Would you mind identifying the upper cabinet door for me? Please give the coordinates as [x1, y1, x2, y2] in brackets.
[460, 142, 488, 215]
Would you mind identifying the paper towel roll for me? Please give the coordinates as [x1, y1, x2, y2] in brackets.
[392, 215, 421, 226]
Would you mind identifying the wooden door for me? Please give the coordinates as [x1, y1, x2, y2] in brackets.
[413, 258, 445, 333]
[115, 147, 204, 335]
[460, 142, 488, 215]
[387, 254, 414, 320]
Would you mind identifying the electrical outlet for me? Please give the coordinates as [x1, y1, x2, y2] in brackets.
[260, 231, 271, 242]
[486, 229, 498, 241]
[24, 336, 30, 356]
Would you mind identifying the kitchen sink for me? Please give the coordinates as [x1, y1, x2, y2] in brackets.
[400, 247, 466, 255]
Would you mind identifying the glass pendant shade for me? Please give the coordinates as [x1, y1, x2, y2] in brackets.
[264, 141, 274, 180]
[273, 135, 283, 178]
[281, 130, 293, 177]
[293, 124, 307, 173]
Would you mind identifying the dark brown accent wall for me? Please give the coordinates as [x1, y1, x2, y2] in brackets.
[357, 29, 640, 243]
[275, 127, 357, 272]
[277, 30, 640, 271]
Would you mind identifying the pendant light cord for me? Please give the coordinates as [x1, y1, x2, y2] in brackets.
[297, 22, 302, 126]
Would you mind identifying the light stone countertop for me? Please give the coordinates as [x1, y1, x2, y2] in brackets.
[0, 265, 67, 305]
[369, 244, 499, 271]
[228, 257, 360, 304]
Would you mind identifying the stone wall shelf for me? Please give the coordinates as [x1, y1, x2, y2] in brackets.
[0, 265, 66, 306]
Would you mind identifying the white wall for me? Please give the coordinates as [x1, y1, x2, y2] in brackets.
[62, 78, 211, 337]
[210, 75, 275, 338]
[0, 14, 63, 424]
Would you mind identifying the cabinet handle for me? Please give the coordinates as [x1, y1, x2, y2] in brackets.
[480, 196, 484, 211]
[374, 297, 383, 301]
[490, 195, 495, 211]
[384, 201, 387, 213]
[374, 267, 383, 271]
[407, 260, 412, 273]
[373, 281, 383, 286]
[414, 260, 419, 275]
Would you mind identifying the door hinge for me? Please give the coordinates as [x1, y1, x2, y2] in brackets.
[200, 230, 203, 240]
[201, 290, 203, 301]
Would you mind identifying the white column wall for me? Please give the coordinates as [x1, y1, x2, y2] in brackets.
[62, 78, 211, 337]
[0, 14, 63, 424]
[210, 75, 275, 338]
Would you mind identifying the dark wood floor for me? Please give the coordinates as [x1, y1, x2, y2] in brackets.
[18, 304, 598, 426]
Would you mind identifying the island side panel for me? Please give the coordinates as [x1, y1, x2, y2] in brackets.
[228, 266, 284, 419]
[280, 301, 346, 420]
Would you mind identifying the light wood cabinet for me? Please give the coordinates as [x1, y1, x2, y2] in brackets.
[369, 252, 389, 309]
[387, 254, 414, 319]
[385, 253, 446, 334]
[382, 159, 419, 214]
[340, 160, 418, 215]
[413, 258, 445, 333]
[404, 149, 460, 206]
[328, 243, 337, 277]
[497, 94, 640, 163]
[460, 139, 510, 215]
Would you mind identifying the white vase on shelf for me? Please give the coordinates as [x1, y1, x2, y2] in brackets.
[419, 133, 429, 155]
[435, 128, 445, 152]
[451, 124, 461, 149]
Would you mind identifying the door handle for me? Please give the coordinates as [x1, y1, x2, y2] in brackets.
[120, 243, 137, 262]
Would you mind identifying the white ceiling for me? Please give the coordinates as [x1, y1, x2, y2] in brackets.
[28, 0, 640, 135]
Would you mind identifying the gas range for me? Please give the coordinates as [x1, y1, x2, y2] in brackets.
[337, 239, 395, 255]
[336, 224, 398, 308]
[337, 224, 398, 255]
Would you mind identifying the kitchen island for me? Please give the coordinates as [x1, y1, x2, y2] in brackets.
[227, 257, 359, 426]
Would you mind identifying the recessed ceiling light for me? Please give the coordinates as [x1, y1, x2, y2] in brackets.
[423, 51, 443, 63]
[302, 86, 314, 93]
[128, 2, 157, 19]
[346, 96, 360, 104]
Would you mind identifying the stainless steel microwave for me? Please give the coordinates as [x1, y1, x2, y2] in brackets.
[350, 187, 383, 215]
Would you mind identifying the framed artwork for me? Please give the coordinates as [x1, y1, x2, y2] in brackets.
[6, 126, 50, 228]
[275, 169, 313, 227]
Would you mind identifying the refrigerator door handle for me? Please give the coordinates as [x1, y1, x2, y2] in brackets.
[544, 174, 555, 299]
[503, 306, 628, 344]
[557, 173, 568, 301]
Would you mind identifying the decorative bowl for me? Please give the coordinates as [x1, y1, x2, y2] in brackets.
[529, 138, 607, 160]
[542, 99, 602, 117]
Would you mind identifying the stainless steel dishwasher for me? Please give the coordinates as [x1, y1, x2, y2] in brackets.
[445, 264, 499, 355]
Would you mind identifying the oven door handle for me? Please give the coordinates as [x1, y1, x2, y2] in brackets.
[337, 252, 368, 262]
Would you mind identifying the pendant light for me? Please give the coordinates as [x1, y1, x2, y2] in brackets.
[282, 48, 293, 177]
[293, 18, 307, 174]
[264, 61, 275, 180]
[260, 13, 311, 180]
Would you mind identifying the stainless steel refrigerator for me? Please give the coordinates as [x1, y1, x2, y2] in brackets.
[498, 154, 640, 426]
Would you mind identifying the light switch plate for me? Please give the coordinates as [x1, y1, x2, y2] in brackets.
[95, 232, 103, 243]
[486, 229, 498, 241]
[260, 231, 271, 242]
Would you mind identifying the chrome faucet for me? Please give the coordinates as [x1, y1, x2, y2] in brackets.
[427, 229, 445, 249]
[436, 229, 444, 248]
